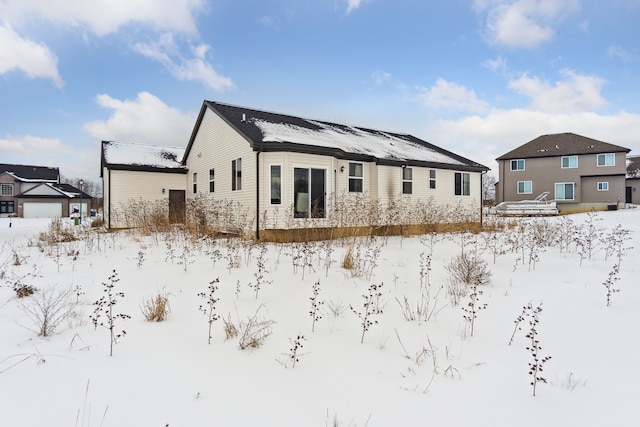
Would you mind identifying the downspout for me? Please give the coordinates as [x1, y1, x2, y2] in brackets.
[108, 168, 112, 229]
[256, 150, 260, 240]
[480, 170, 486, 227]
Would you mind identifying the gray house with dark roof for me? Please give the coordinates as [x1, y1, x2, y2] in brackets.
[102, 100, 490, 235]
[1, 163, 59, 217]
[496, 133, 630, 212]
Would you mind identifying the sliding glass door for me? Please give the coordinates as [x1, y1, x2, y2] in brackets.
[294, 167, 325, 218]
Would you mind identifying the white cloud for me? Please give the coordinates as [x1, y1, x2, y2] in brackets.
[0, 24, 63, 87]
[345, 0, 370, 14]
[608, 45, 640, 63]
[371, 70, 390, 85]
[2, 0, 205, 36]
[509, 69, 608, 113]
[0, 134, 68, 157]
[482, 56, 507, 72]
[474, 0, 580, 48]
[133, 34, 234, 92]
[83, 92, 196, 146]
[417, 79, 489, 114]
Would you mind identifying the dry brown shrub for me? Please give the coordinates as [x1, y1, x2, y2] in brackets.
[141, 291, 171, 322]
[342, 240, 356, 270]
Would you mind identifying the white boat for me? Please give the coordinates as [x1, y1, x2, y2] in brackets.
[495, 191, 558, 216]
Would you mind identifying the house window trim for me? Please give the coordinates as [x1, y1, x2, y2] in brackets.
[232, 158, 242, 191]
[561, 156, 578, 169]
[429, 169, 436, 189]
[402, 166, 413, 195]
[555, 182, 575, 201]
[0, 200, 14, 214]
[597, 153, 615, 167]
[455, 172, 471, 196]
[348, 162, 363, 193]
[0, 183, 13, 196]
[597, 182, 609, 191]
[270, 164, 282, 205]
[209, 168, 215, 193]
[510, 159, 525, 171]
[517, 181, 533, 194]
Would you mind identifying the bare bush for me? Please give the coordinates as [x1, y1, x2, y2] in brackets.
[238, 305, 275, 350]
[141, 290, 171, 322]
[19, 286, 75, 337]
[445, 252, 491, 306]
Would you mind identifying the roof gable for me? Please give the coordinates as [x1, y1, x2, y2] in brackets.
[497, 133, 630, 160]
[17, 183, 93, 199]
[183, 101, 488, 172]
[0, 163, 59, 182]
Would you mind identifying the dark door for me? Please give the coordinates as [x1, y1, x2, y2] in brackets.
[168, 190, 186, 223]
[626, 186, 632, 204]
[310, 168, 326, 218]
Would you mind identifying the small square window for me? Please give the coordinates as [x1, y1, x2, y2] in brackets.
[561, 156, 578, 168]
[597, 182, 609, 191]
[517, 181, 533, 194]
[1, 184, 13, 196]
[510, 159, 525, 171]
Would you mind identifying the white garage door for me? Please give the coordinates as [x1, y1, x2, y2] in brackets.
[23, 203, 63, 218]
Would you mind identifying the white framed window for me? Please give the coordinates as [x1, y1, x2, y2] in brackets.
[429, 169, 436, 189]
[1, 183, 13, 196]
[555, 182, 575, 200]
[561, 156, 578, 168]
[209, 168, 215, 192]
[348, 162, 363, 192]
[232, 158, 242, 191]
[270, 165, 281, 204]
[597, 153, 615, 167]
[510, 159, 525, 171]
[455, 172, 470, 196]
[597, 182, 609, 191]
[192, 172, 197, 194]
[517, 181, 533, 194]
[402, 167, 413, 194]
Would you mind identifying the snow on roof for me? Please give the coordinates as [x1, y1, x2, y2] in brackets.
[253, 119, 466, 165]
[104, 141, 185, 168]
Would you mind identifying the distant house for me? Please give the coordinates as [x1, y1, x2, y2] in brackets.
[102, 101, 489, 235]
[626, 155, 640, 204]
[496, 133, 630, 212]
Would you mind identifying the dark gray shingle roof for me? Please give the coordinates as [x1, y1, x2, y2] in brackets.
[0, 163, 59, 181]
[497, 133, 630, 160]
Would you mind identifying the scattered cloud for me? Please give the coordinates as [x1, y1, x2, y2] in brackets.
[133, 34, 234, 91]
[482, 55, 507, 72]
[83, 92, 196, 146]
[474, 0, 580, 49]
[0, 134, 68, 157]
[0, 24, 63, 88]
[345, 0, 370, 15]
[258, 8, 295, 30]
[508, 69, 608, 113]
[608, 45, 640, 63]
[371, 70, 391, 85]
[2, 0, 205, 36]
[417, 79, 489, 114]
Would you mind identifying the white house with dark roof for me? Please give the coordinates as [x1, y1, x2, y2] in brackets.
[102, 101, 490, 234]
[496, 133, 630, 212]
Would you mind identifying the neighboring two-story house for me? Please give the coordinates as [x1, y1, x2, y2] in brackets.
[496, 133, 630, 212]
[0, 163, 91, 218]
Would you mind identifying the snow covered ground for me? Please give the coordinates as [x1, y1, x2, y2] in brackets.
[0, 209, 638, 426]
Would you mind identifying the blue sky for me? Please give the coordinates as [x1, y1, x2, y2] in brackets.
[2, 0, 639, 185]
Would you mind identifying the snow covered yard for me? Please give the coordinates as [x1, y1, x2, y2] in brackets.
[0, 209, 638, 426]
